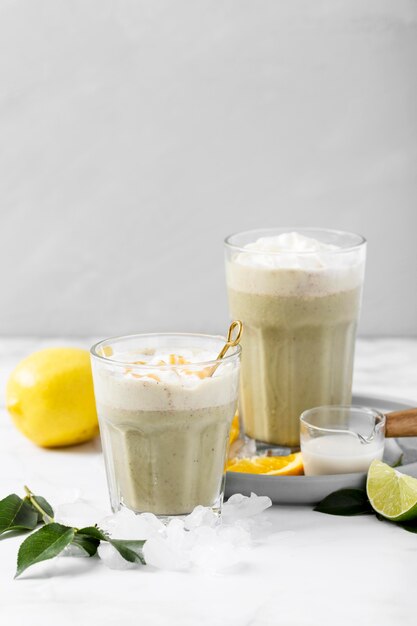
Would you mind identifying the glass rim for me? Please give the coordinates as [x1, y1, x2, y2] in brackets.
[300, 404, 386, 436]
[90, 331, 242, 369]
[224, 227, 367, 255]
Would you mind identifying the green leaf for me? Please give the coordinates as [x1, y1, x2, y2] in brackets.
[15, 523, 75, 578]
[374, 514, 417, 534]
[0, 494, 38, 536]
[71, 526, 108, 557]
[77, 525, 109, 541]
[31, 495, 54, 523]
[314, 489, 374, 516]
[391, 454, 404, 469]
[71, 533, 100, 557]
[396, 519, 417, 534]
[77, 527, 146, 563]
[399, 524, 417, 534]
[75, 526, 146, 565]
[110, 539, 146, 565]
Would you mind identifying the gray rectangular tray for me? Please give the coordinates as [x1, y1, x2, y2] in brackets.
[225, 394, 417, 505]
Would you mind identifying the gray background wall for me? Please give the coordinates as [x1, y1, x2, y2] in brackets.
[1, 0, 416, 337]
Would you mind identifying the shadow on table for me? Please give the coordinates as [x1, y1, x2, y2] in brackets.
[39, 436, 103, 456]
[16, 555, 101, 580]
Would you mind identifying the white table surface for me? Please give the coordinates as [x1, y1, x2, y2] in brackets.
[0, 337, 416, 626]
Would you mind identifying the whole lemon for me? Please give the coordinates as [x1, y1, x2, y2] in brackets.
[6, 348, 99, 447]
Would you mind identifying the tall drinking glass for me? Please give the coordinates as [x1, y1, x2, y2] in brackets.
[91, 333, 240, 518]
[225, 228, 366, 447]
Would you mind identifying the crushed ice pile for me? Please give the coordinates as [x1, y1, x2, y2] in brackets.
[94, 494, 271, 573]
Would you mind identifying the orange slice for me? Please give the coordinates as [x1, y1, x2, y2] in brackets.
[229, 413, 240, 445]
[227, 452, 304, 476]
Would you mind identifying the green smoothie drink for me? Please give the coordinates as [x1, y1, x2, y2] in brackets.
[91, 334, 240, 517]
[225, 229, 366, 447]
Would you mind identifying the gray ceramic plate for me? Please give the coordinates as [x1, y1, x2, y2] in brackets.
[225, 394, 417, 505]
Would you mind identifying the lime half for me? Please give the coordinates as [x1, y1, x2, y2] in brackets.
[367, 459, 417, 521]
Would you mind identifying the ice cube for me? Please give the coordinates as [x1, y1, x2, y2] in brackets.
[222, 493, 272, 522]
[230, 437, 257, 459]
[217, 523, 251, 547]
[142, 517, 205, 570]
[189, 524, 217, 546]
[61, 544, 90, 558]
[99, 508, 165, 540]
[184, 505, 218, 530]
[165, 518, 186, 543]
[54, 499, 106, 528]
[143, 535, 191, 571]
[139, 512, 167, 534]
[98, 542, 137, 570]
[99, 495, 272, 573]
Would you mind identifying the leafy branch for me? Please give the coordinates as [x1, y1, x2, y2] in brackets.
[23, 485, 54, 523]
[0, 488, 147, 578]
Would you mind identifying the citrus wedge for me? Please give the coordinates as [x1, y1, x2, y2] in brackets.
[229, 413, 240, 445]
[367, 459, 417, 521]
[227, 452, 303, 476]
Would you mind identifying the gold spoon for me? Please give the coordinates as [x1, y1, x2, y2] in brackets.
[208, 320, 243, 376]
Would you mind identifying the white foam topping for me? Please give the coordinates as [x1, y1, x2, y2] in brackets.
[92, 348, 239, 412]
[227, 232, 365, 296]
[241, 232, 338, 265]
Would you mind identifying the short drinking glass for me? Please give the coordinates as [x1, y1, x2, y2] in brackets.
[91, 333, 241, 517]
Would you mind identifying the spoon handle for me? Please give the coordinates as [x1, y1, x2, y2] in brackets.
[385, 409, 417, 438]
